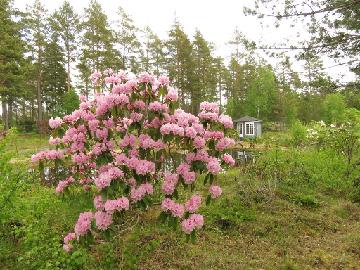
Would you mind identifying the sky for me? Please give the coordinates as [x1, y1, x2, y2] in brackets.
[13, 0, 356, 83]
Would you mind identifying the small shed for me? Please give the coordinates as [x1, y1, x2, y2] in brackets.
[233, 116, 262, 139]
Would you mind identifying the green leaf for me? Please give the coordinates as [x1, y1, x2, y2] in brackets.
[206, 195, 211, 205]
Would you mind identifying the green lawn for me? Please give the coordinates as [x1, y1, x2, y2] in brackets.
[5, 133, 49, 162]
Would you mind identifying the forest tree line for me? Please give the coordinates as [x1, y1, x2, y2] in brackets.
[1, 0, 359, 131]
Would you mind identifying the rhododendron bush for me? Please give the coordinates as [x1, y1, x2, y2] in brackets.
[32, 69, 235, 252]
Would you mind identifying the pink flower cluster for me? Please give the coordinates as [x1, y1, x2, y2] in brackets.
[130, 183, 154, 202]
[161, 173, 179, 195]
[49, 117, 63, 129]
[215, 137, 235, 151]
[32, 70, 236, 251]
[94, 165, 124, 190]
[94, 211, 113, 230]
[218, 114, 233, 129]
[74, 212, 93, 237]
[185, 195, 202, 213]
[148, 101, 168, 112]
[104, 197, 130, 212]
[31, 150, 64, 162]
[209, 185, 222, 199]
[176, 162, 196, 184]
[165, 87, 178, 101]
[161, 198, 185, 218]
[207, 158, 222, 175]
[223, 154, 235, 166]
[63, 232, 76, 252]
[55, 176, 74, 193]
[181, 214, 204, 234]
[160, 123, 185, 137]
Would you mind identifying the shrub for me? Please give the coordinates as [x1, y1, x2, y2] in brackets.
[290, 120, 307, 147]
[32, 70, 236, 252]
[62, 90, 80, 115]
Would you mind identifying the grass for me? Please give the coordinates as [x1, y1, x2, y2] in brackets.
[1, 133, 360, 269]
[122, 170, 360, 270]
[5, 133, 49, 162]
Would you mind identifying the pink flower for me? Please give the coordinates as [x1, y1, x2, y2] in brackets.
[171, 203, 185, 218]
[138, 72, 155, 83]
[207, 158, 221, 175]
[209, 185, 222, 199]
[96, 128, 108, 141]
[185, 195, 202, 213]
[130, 183, 154, 202]
[88, 119, 99, 132]
[160, 123, 184, 137]
[49, 117, 63, 129]
[139, 134, 154, 149]
[161, 173, 179, 195]
[183, 171, 196, 184]
[193, 136, 206, 149]
[199, 102, 219, 113]
[63, 244, 73, 252]
[161, 180, 176, 195]
[130, 112, 143, 122]
[133, 100, 146, 110]
[94, 195, 104, 210]
[49, 137, 61, 145]
[90, 71, 102, 85]
[120, 134, 137, 148]
[161, 198, 184, 218]
[64, 232, 76, 245]
[218, 114, 233, 129]
[55, 180, 69, 193]
[215, 137, 235, 151]
[135, 160, 155, 175]
[94, 211, 113, 230]
[148, 101, 167, 112]
[176, 162, 190, 175]
[181, 214, 204, 234]
[165, 87, 178, 101]
[185, 127, 197, 138]
[72, 153, 90, 164]
[158, 75, 170, 85]
[55, 176, 74, 193]
[222, 154, 235, 166]
[198, 111, 218, 121]
[204, 131, 224, 141]
[74, 212, 93, 237]
[104, 197, 129, 212]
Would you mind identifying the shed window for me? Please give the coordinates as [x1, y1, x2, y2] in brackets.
[245, 123, 254, 135]
[238, 123, 243, 135]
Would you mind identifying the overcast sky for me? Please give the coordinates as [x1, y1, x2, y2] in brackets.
[13, 0, 356, 83]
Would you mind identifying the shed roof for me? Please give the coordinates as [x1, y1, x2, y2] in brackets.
[233, 116, 262, 122]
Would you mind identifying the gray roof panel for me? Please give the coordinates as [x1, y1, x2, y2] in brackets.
[233, 115, 262, 122]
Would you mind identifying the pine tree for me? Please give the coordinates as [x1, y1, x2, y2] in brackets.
[0, 0, 25, 129]
[166, 21, 194, 112]
[51, 1, 79, 92]
[42, 31, 67, 117]
[116, 7, 141, 72]
[191, 30, 217, 114]
[24, 0, 48, 122]
[140, 26, 166, 75]
[78, 0, 121, 96]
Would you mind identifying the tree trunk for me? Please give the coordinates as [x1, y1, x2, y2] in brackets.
[37, 71, 42, 122]
[31, 100, 34, 121]
[8, 98, 13, 128]
[67, 49, 71, 92]
[1, 96, 8, 130]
